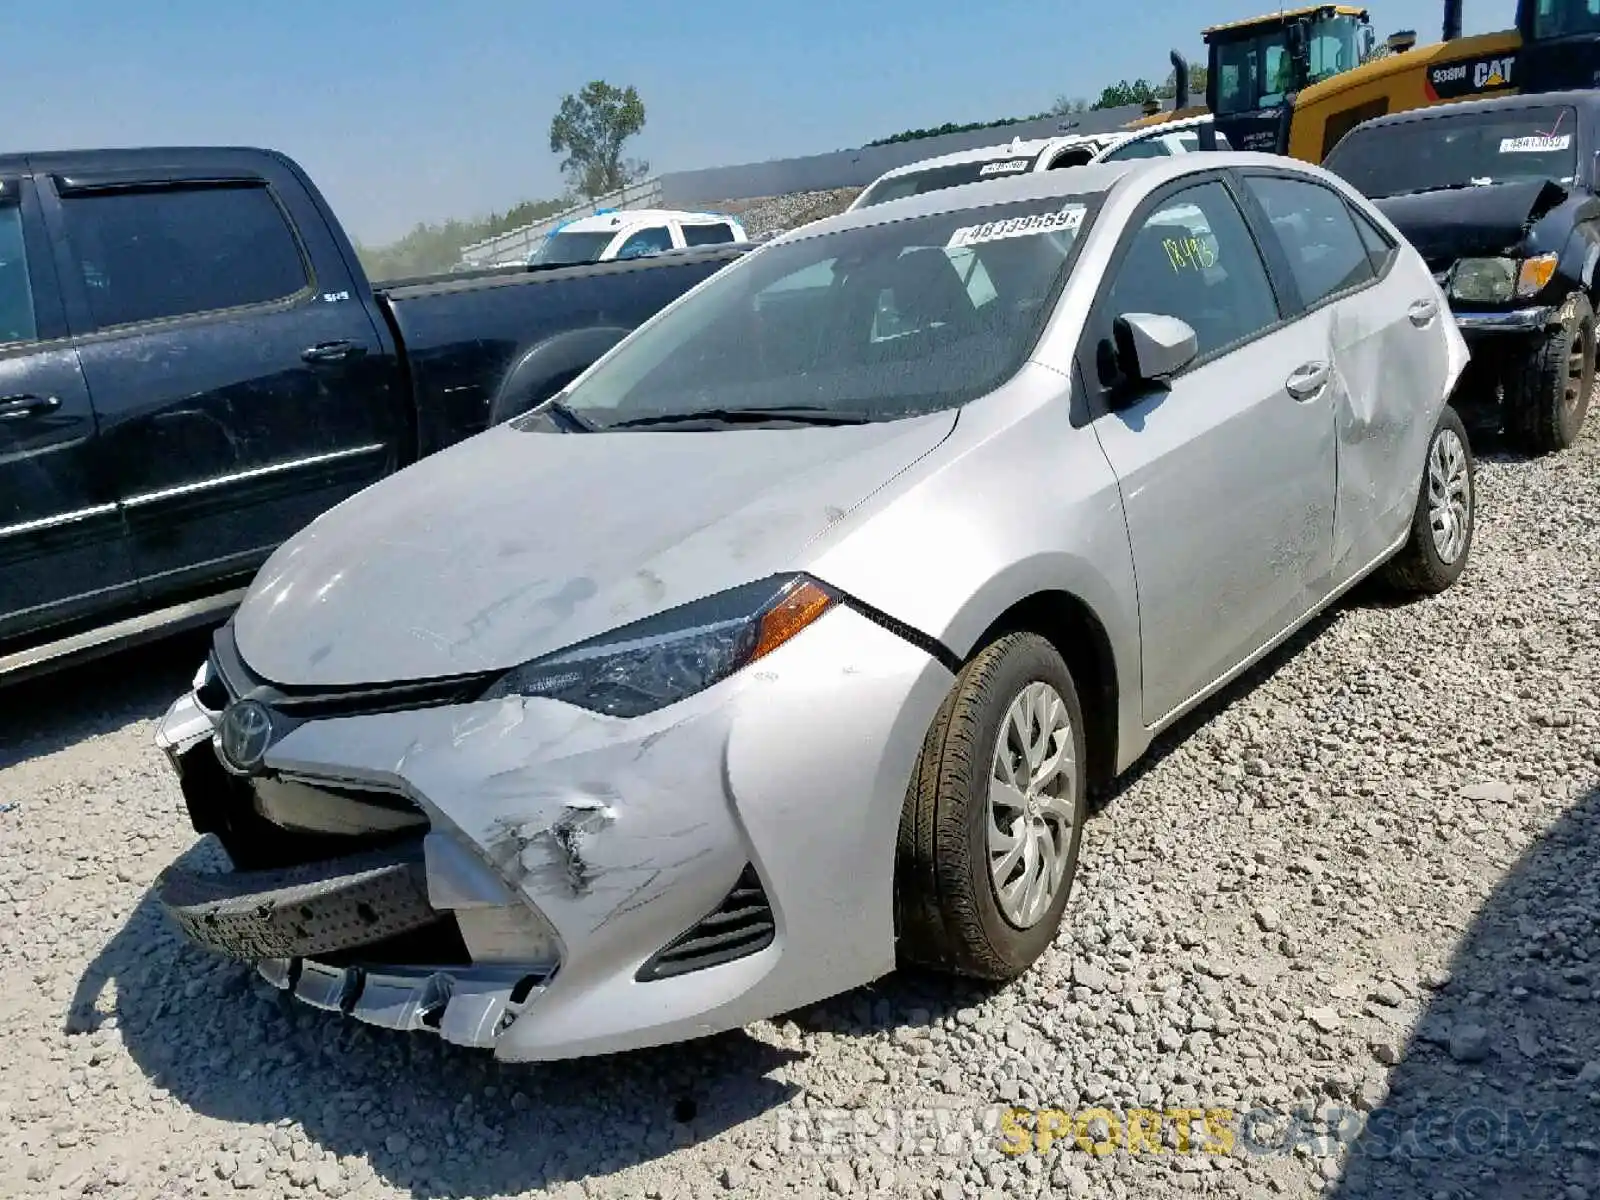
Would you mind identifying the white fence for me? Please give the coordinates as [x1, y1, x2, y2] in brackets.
[458, 176, 665, 266]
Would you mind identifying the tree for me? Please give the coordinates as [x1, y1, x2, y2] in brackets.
[1052, 95, 1091, 116]
[1159, 62, 1209, 102]
[548, 81, 649, 201]
[1092, 79, 1159, 110]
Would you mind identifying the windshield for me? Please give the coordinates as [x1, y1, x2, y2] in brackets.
[1323, 105, 1580, 197]
[1212, 15, 1361, 116]
[528, 230, 615, 266]
[544, 194, 1099, 430]
[1533, 0, 1600, 37]
[854, 155, 1044, 208]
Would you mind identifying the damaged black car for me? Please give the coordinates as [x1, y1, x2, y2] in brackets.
[1324, 90, 1600, 454]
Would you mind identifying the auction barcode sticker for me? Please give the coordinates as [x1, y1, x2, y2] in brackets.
[1500, 134, 1571, 153]
[948, 205, 1086, 248]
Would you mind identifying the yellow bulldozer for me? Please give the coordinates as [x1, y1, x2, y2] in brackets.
[1134, 0, 1600, 163]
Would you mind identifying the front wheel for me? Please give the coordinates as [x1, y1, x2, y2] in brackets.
[1509, 291, 1595, 454]
[1382, 405, 1475, 596]
[895, 632, 1088, 982]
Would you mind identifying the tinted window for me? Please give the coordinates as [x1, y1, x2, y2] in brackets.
[1103, 181, 1279, 362]
[1243, 176, 1374, 307]
[529, 230, 614, 266]
[616, 226, 674, 259]
[1322, 105, 1581, 198]
[1350, 204, 1397, 274]
[1535, 0, 1600, 37]
[683, 222, 736, 247]
[59, 184, 308, 329]
[0, 205, 37, 346]
[1102, 138, 1173, 161]
[551, 194, 1097, 429]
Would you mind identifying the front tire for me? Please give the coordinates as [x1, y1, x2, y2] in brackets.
[1509, 291, 1595, 454]
[895, 633, 1088, 982]
[1382, 405, 1475, 595]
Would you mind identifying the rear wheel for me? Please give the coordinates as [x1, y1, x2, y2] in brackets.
[895, 633, 1088, 981]
[1510, 292, 1595, 455]
[1382, 405, 1475, 596]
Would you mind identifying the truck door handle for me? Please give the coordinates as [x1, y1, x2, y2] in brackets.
[0, 393, 62, 421]
[1409, 298, 1440, 327]
[301, 340, 361, 364]
[1286, 362, 1330, 401]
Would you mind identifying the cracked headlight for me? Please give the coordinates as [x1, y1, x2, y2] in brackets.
[1449, 257, 1516, 303]
[479, 575, 838, 717]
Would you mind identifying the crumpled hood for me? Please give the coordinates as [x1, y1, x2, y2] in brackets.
[1373, 178, 1569, 270]
[233, 414, 958, 686]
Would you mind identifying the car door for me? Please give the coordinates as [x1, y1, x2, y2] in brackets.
[0, 173, 137, 644]
[1236, 171, 1450, 582]
[37, 162, 401, 602]
[1081, 176, 1338, 726]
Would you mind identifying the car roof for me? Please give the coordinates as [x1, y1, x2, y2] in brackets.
[552, 208, 741, 234]
[778, 152, 1350, 245]
[865, 131, 1130, 183]
[1348, 88, 1600, 132]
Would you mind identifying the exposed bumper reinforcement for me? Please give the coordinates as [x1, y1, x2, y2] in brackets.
[257, 958, 551, 1049]
[158, 842, 439, 961]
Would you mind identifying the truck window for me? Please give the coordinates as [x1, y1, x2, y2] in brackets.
[682, 222, 736, 247]
[616, 226, 674, 259]
[58, 183, 309, 329]
[0, 205, 37, 345]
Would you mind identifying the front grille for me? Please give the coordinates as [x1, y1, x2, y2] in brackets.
[636, 865, 776, 981]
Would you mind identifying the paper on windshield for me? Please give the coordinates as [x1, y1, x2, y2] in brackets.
[947, 204, 1087, 249]
[1500, 134, 1572, 153]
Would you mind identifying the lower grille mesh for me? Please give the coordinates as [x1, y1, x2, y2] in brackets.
[636, 865, 775, 981]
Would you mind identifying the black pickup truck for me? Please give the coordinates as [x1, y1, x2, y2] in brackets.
[1323, 90, 1600, 455]
[0, 146, 747, 682]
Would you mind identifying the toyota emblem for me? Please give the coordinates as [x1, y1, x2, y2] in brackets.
[216, 700, 275, 775]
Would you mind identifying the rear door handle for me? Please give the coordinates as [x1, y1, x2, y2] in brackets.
[0, 394, 61, 421]
[301, 340, 361, 364]
[1286, 362, 1331, 402]
[1409, 298, 1441, 327]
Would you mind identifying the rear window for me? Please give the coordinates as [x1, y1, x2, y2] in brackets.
[855, 156, 1045, 208]
[59, 183, 308, 328]
[1323, 105, 1581, 198]
[683, 222, 737, 246]
[553, 194, 1100, 429]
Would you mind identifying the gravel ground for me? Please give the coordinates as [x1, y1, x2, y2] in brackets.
[717, 189, 864, 238]
[1, 416, 1597, 1200]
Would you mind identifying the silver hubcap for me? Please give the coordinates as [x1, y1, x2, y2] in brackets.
[1427, 427, 1471, 565]
[988, 682, 1077, 929]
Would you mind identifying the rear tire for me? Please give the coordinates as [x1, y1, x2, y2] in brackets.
[895, 633, 1088, 982]
[1509, 291, 1594, 455]
[1382, 405, 1475, 596]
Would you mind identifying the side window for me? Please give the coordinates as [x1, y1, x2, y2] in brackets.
[1101, 180, 1280, 366]
[0, 204, 38, 346]
[682, 222, 735, 247]
[57, 183, 308, 329]
[616, 226, 674, 259]
[1242, 175, 1375, 308]
[1102, 138, 1172, 162]
[1349, 204, 1398, 275]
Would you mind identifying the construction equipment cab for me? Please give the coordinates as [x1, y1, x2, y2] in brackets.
[526, 210, 748, 267]
[1203, 6, 1376, 152]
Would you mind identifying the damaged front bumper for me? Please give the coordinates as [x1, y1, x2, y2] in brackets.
[153, 604, 954, 1061]
[1451, 304, 1557, 337]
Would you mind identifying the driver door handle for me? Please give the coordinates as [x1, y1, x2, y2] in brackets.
[1409, 298, 1441, 327]
[1286, 361, 1330, 402]
[0, 393, 61, 421]
[301, 340, 361, 364]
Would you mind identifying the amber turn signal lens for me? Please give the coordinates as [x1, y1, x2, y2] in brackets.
[1516, 255, 1559, 298]
[751, 580, 835, 663]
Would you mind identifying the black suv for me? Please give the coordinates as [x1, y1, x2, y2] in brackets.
[1324, 89, 1600, 454]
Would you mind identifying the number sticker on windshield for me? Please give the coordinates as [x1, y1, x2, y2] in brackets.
[946, 204, 1086, 248]
[1500, 135, 1571, 153]
[978, 159, 1033, 177]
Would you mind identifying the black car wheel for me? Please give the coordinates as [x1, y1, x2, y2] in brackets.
[1510, 291, 1595, 455]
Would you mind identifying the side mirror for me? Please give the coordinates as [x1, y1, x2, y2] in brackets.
[1113, 313, 1199, 385]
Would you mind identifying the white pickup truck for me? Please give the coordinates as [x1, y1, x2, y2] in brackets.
[849, 114, 1230, 211]
[522, 208, 749, 267]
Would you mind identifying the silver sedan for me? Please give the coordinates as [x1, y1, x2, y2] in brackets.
[154, 152, 1473, 1061]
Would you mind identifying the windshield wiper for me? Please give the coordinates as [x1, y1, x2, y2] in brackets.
[609, 406, 873, 429]
[541, 400, 594, 432]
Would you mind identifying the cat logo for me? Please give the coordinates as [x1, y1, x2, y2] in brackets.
[1473, 57, 1515, 90]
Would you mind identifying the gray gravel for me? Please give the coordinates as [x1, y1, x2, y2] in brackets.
[718, 188, 864, 238]
[1, 416, 1597, 1200]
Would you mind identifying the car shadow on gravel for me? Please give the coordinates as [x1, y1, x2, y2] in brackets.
[1330, 781, 1600, 1200]
[0, 631, 209, 769]
[71, 838, 803, 1197]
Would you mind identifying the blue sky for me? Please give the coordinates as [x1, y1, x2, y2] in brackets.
[6, 1, 1511, 245]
